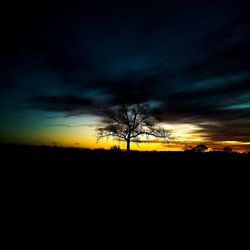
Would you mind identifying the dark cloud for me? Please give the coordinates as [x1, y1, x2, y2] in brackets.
[1, 0, 250, 148]
[199, 121, 250, 143]
[29, 95, 104, 116]
[181, 39, 250, 83]
[204, 10, 250, 49]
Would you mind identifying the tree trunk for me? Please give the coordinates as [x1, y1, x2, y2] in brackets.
[126, 139, 130, 152]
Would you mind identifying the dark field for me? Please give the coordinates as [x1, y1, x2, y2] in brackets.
[1, 144, 249, 199]
[2, 144, 250, 166]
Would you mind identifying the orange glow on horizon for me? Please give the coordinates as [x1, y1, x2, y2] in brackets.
[4, 121, 249, 153]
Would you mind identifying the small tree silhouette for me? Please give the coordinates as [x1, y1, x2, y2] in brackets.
[97, 103, 172, 151]
[195, 144, 208, 152]
[110, 145, 121, 152]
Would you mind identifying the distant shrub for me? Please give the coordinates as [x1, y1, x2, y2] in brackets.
[183, 144, 208, 152]
[195, 144, 208, 152]
[110, 145, 121, 152]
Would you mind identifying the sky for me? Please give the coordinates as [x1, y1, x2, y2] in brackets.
[1, 0, 250, 151]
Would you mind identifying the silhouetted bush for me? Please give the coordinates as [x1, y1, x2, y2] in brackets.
[110, 145, 121, 152]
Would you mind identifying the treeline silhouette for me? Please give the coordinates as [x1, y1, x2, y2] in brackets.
[1, 144, 249, 167]
[183, 144, 234, 153]
[2, 143, 249, 192]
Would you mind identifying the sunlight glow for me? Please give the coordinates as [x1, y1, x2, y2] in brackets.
[161, 123, 207, 143]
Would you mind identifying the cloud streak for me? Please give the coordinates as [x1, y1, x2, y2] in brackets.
[1, 0, 250, 150]
[47, 123, 95, 128]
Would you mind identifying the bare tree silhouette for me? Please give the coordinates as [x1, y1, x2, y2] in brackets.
[97, 103, 172, 151]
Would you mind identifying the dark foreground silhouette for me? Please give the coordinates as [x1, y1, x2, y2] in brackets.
[2, 144, 249, 167]
[2, 144, 249, 198]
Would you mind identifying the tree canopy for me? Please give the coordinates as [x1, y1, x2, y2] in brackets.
[97, 103, 172, 151]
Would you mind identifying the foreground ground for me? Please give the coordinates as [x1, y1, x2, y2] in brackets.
[2, 144, 250, 166]
[1, 144, 249, 197]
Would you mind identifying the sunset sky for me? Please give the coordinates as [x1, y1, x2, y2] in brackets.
[1, 0, 250, 152]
